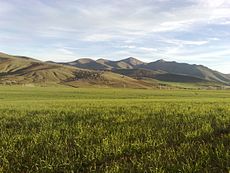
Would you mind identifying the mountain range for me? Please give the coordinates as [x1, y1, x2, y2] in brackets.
[62, 57, 230, 84]
[0, 52, 229, 88]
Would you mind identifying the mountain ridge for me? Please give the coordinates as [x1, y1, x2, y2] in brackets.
[0, 52, 159, 88]
[0, 52, 229, 87]
[63, 57, 230, 84]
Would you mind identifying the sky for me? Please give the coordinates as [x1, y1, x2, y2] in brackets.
[0, 0, 230, 73]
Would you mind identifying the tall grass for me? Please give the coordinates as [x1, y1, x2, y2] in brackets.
[0, 87, 229, 172]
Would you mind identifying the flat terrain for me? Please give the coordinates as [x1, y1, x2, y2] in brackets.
[0, 87, 230, 172]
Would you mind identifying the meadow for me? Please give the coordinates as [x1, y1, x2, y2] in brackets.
[0, 86, 229, 172]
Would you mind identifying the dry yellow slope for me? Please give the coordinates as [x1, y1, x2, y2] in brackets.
[0, 52, 77, 84]
[0, 52, 156, 88]
[66, 71, 156, 88]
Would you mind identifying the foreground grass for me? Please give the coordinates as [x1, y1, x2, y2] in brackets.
[0, 86, 230, 172]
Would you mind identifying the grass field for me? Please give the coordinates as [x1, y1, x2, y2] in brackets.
[0, 86, 230, 172]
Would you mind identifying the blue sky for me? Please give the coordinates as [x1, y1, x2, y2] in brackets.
[0, 0, 230, 73]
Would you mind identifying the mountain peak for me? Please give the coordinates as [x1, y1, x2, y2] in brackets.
[121, 57, 144, 66]
[96, 58, 110, 63]
[1, 51, 230, 86]
[155, 59, 166, 63]
[74, 58, 94, 64]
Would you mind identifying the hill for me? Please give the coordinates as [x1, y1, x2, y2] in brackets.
[0, 52, 157, 88]
[64, 58, 108, 70]
[112, 68, 207, 83]
[0, 52, 77, 84]
[64, 57, 145, 70]
[137, 60, 230, 84]
[0, 52, 229, 88]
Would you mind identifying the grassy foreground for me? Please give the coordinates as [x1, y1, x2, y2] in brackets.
[0, 86, 229, 172]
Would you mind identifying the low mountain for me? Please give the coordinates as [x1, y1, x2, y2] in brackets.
[0, 52, 78, 84]
[122, 57, 145, 66]
[64, 57, 230, 84]
[0, 52, 156, 88]
[111, 57, 145, 69]
[137, 60, 230, 84]
[1, 52, 229, 87]
[113, 68, 207, 83]
[65, 58, 108, 70]
[65, 57, 145, 70]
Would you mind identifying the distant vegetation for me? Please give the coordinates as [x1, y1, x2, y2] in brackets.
[0, 87, 229, 172]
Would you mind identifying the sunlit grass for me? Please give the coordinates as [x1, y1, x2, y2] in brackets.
[0, 87, 229, 172]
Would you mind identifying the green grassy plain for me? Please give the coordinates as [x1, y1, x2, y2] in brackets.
[0, 86, 230, 172]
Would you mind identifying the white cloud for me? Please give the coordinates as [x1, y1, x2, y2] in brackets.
[82, 34, 116, 42]
[197, 0, 229, 8]
[57, 48, 74, 55]
[162, 39, 209, 46]
[139, 47, 158, 52]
